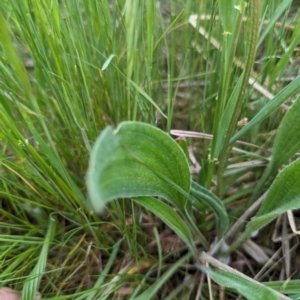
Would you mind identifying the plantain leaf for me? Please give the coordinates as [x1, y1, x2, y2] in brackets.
[254, 158, 300, 219]
[87, 121, 191, 213]
[236, 158, 300, 247]
[190, 181, 229, 238]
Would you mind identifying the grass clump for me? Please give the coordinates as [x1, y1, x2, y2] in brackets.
[1, 0, 300, 299]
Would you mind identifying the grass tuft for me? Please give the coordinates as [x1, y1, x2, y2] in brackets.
[1, 0, 300, 298]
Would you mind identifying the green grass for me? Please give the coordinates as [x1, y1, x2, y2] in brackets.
[1, 0, 300, 299]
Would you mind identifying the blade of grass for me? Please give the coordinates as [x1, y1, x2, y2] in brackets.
[22, 217, 56, 300]
[216, 0, 261, 194]
[258, 0, 293, 47]
[132, 252, 192, 300]
[230, 75, 300, 144]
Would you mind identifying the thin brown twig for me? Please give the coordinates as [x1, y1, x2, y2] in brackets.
[170, 129, 271, 152]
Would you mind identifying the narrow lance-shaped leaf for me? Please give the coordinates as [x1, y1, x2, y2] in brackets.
[22, 217, 56, 300]
[257, 0, 293, 47]
[230, 158, 300, 252]
[101, 54, 117, 71]
[198, 252, 288, 300]
[230, 75, 300, 144]
[87, 121, 191, 213]
[129, 80, 167, 118]
[133, 252, 192, 300]
[219, 0, 238, 35]
[253, 96, 300, 196]
[269, 96, 300, 175]
[254, 158, 300, 220]
[215, 74, 243, 157]
[270, 19, 300, 84]
[0, 11, 32, 94]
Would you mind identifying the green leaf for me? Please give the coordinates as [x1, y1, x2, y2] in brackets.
[253, 96, 300, 196]
[270, 96, 300, 174]
[0, 11, 32, 95]
[190, 181, 229, 238]
[258, 0, 293, 47]
[255, 158, 300, 219]
[134, 197, 195, 254]
[215, 74, 243, 157]
[22, 217, 56, 300]
[200, 265, 279, 300]
[101, 54, 117, 71]
[87, 121, 191, 213]
[270, 15, 300, 84]
[86, 241, 122, 300]
[230, 75, 300, 144]
[133, 252, 192, 300]
[219, 0, 238, 35]
[264, 280, 300, 295]
[231, 158, 300, 251]
[129, 80, 167, 118]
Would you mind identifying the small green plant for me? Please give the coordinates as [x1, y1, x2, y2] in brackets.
[1, 0, 300, 298]
[86, 1, 300, 299]
[87, 101, 300, 299]
[87, 121, 228, 254]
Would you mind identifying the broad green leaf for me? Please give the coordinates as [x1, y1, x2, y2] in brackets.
[200, 265, 279, 300]
[255, 158, 300, 218]
[232, 158, 300, 250]
[190, 181, 229, 238]
[87, 121, 191, 213]
[134, 197, 195, 254]
[230, 75, 300, 144]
